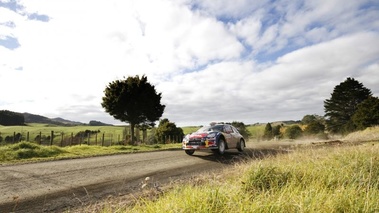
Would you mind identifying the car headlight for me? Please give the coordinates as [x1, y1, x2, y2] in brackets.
[207, 133, 216, 139]
[182, 135, 189, 143]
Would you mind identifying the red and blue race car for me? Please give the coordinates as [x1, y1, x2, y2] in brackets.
[182, 123, 245, 155]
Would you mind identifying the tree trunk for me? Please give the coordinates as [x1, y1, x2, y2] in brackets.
[130, 123, 135, 145]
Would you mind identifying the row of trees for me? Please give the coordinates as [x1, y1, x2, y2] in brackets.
[263, 115, 326, 140]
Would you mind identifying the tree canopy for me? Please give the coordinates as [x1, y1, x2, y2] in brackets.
[324, 77, 372, 134]
[301, 114, 324, 125]
[101, 75, 165, 144]
[352, 96, 379, 130]
[284, 125, 303, 139]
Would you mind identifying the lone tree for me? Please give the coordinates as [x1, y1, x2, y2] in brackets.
[101, 75, 165, 144]
[324, 77, 372, 134]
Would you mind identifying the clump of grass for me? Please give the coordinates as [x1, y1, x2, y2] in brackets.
[344, 126, 379, 142]
[0, 142, 65, 162]
[126, 143, 379, 212]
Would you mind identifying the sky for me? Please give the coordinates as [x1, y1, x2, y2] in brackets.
[0, 0, 378, 127]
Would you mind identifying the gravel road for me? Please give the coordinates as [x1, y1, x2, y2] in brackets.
[0, 142, 295, 213]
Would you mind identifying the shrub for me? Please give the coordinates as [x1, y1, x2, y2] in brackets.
[284, 125, 303, 139]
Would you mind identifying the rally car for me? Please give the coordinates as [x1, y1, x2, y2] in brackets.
[182, 123, 245, 155]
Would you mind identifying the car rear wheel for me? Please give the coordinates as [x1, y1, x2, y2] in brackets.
[217, 139, 226, 155]
[185, 150, 195, 155]
[237, 139, 245, 152]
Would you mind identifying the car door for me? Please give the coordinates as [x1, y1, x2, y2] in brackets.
[230, 126, 241, 148]
[223, 125, 237, 147]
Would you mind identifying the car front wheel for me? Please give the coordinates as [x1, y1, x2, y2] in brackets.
[185, 150, 195, 155]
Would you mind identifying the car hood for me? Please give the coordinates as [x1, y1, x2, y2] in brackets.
[188, 132, 208, 138]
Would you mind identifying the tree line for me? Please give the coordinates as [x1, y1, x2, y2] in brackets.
[262, 77, 379, 140]
[0, 110, 25, 126]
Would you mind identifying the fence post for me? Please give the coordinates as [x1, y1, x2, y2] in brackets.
[13, 132, 15, 143]
[26, 132, 29, 142]
[50, 131, 54, 146]
[87, 133, 90, 146]
[102, 133, 104, 146]
[79, 133, 82, 146]
[39, 132, 42, 145]
[95, 133, 98, 146]
[61, 133, 63, 147]
[70, 133, 73, 146]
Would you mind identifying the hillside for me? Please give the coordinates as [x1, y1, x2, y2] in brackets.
[23, 113, 86, 126]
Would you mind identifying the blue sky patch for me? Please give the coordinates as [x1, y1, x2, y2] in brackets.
[0, 0, 24, 12]
[0, 0, 50, 22]
[28, 13, 50, 22]
[0, 36, 20, 50]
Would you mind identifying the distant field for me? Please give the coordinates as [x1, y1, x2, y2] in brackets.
[246, 124, 265, 140]
[0, 123, 130, 146]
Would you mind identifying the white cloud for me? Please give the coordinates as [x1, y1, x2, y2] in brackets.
[0, 0, 378, 126]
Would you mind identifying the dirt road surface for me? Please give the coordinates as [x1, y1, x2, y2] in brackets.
[0, 142, 299, 213]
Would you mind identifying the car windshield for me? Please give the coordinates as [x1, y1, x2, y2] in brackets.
[196, 125, 223, 133]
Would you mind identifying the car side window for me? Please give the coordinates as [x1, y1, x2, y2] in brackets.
[224, 125, 232, 133]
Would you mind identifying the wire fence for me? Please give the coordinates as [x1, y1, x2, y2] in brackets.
[0, 131, 184, 147]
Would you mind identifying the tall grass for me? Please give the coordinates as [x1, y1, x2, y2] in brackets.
[0, 141, 65, 162]
[125, 143, 379, 212]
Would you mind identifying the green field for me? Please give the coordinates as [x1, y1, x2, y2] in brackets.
[0, 123, 127, 145]
[0, 123, 195, 146]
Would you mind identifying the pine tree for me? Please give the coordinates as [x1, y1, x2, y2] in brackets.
[324, 77, 372, 133]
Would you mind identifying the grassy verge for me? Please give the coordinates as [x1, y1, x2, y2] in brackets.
[123, 142, 379, 212]
[0, 142, 181, 164]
